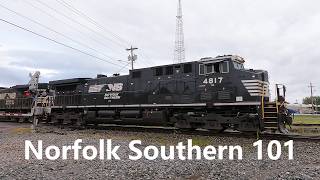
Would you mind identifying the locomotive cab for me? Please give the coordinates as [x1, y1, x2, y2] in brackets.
[197, 55, 267, 103]
[203, 55, 269, 103]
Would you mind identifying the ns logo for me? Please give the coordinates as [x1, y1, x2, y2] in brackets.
[106, 83, 123, 92]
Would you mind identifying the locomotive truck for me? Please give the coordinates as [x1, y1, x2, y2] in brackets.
[0, 55, 292, 133]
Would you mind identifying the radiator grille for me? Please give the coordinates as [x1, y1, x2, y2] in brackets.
[218, 91, 231, 100]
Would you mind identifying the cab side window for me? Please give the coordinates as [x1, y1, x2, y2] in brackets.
[221, 61, 229, 73]
[213, 63, 220, 73]
[199, 61, 229, 75]
[199, 64, 205, 75]
[206, 64, 213, 74]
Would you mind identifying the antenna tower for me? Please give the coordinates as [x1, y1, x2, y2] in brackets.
[174, 0, 185, 63]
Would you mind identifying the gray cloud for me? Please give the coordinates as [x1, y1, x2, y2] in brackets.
[0, 0, 320, 103]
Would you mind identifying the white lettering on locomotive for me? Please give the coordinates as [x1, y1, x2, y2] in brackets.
[88, 83, 123, 93]
[0, 93, 16, 100]
[202, 77, 223, 86]
[88, 85, 106, 93]
[104, 93, 121, 100]
[103, 83, 123, 99]
[5, 99, 15, 105]
[106, 83, 123, 92]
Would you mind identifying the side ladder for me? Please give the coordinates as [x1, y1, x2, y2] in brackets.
[261, 84, 289, 133]
[262, 102, 279, 131]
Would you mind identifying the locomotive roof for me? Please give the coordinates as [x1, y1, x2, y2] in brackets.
[11, 84, 31, 89]
[47, 55, 246, 80]
[200, 55, 245, 64]
[49, 78, 91, 86]
[131, 55, 245, 71]
[11, 83, 48, 89]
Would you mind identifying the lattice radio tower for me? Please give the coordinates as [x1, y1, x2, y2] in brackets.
[173, 0, 185, 63]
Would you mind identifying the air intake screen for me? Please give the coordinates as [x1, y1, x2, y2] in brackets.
[218, 91, 231, 100]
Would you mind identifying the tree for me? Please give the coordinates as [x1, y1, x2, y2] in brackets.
[303, 96, 320, 105]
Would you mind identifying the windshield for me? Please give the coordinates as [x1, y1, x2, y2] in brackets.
[233, 62, 244, 70]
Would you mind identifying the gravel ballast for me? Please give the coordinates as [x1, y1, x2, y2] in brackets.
[0, 122, 319, 180]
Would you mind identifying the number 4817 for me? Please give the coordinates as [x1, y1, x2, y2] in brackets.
[203, 77, 223, 84]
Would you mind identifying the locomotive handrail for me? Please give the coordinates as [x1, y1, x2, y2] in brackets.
[275, 84, 287, 114]
[275, 85, 279, 114]
[261, 84, 265, 119]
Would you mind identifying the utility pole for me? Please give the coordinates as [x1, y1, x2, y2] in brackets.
[126, 46, 138, 70]
[308, 82, 315, 114]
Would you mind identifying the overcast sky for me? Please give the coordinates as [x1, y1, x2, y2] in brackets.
[0, 0, 319, 103]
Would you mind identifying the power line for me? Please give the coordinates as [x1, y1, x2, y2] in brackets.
[56, 0, 156, 67]
[34, 0, 128, 50]
[23, 0, 127, 63]
[137, 52, 155, 67]
[0, 18, 122, 67]
[57, 0, 130, 47]
[115, 62, 130, 74]
[0, 3, 124, 64]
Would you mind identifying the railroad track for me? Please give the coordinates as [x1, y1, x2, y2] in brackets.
[4, 122, 319, 142]
[292, 124, 320, 127]
[44, 123, 320, 142]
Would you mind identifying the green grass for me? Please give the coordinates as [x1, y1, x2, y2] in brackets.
[191, 137, 212, 147]
[289, 126, 320, 136]
[293, 115, 320, 124]
[11, 127, 32, 134]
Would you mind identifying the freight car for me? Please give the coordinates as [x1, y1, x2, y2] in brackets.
[0, 55, 292, 133]
[0, 83, 48, 122]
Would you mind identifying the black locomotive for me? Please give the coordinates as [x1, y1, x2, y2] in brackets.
[0, 55, 292, 133]
[0, 83, 47, 122]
